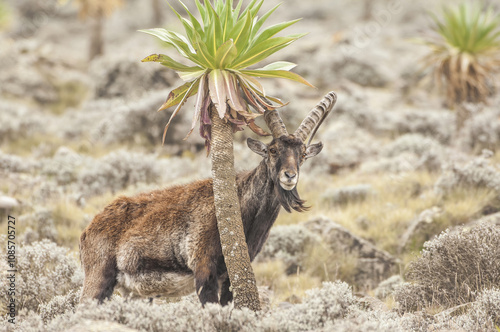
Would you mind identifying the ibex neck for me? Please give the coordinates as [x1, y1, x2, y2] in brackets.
[237, 160, 281, 261]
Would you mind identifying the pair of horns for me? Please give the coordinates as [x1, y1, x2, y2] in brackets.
[264, 91, 337, 145]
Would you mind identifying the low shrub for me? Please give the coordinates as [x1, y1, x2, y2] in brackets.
[78, 150, 161, 196]
[382, 134, 444, 172]
[460, 108, 500, 153]
[39, 289, 81, 323]
[395, 222, 500, 310]
[391, 109, 454, 144]
[435, 154, 500, 195]
[13, 281, 359, 332]
[19, 208, 58, 244]
[0, 239, 83, 314]
[267, 281, 358, 331]
[321, 184, 373, 206]
[375, 275, 404, 299]
[0, 151, 36, 173]
[460, 288, 500, 331]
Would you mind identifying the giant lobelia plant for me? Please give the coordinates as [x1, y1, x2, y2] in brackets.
[0, 1, 11, 31]
[422, 2, 500, 129]
[140, 0, 313, 310]
[71, 0, 123, 60]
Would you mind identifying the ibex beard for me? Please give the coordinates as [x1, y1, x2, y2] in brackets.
[79, 92, 337, 306]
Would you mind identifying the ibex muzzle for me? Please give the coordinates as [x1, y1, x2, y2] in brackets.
[247, 136, 322, 192]
[79, 92, 337, 306]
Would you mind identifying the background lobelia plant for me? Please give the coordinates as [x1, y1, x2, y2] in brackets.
[422, 2, 500, 129]
[0, 0, 11, 31]
[70, 0, 123, 60]
[140, 0, 313, 311]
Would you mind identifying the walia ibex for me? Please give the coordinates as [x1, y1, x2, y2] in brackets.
[79, 92, 337, 306]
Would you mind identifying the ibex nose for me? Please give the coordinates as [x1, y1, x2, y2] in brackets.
[284, 171, 296, 179]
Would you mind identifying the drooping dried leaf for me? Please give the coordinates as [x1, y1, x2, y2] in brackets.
[208, 69, 227, 118]
[158, 81, 199, 112]
[162, 78, 200, 144]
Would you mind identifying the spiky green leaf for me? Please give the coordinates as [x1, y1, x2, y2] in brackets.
[258, 61, 297, 71]
[252, 3, 281, 35]
[252, 19, 301, 47]
[141, 54, 202, 72]
[215, 39, 238, 69]
[233, 34, 306, 69]
[242, 69, 314, 88]
[178, 0, 204, 36]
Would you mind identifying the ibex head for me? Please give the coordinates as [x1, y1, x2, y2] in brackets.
[247, 92, 337, 212]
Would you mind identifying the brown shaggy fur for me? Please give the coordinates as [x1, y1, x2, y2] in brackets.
[79, 136, 323, 305]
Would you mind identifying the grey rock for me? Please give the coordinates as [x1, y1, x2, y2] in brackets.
[374, 275, 404, 299]
[257, 224, 320, 275]
[399, 207, 443, 253]
[334, 53, 391, 88]
[0, 195, 19, 210]
[305, 217, 399, 289]
[0, 195, 20, 220]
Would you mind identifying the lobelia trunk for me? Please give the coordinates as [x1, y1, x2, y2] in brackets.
[89, 9, 104, 61]
[151, 0, 163, 26]
[209, 105, 261, 311]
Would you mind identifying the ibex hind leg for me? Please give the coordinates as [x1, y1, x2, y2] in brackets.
[80, 232, 118, 303]
[80, 258, 118, 303]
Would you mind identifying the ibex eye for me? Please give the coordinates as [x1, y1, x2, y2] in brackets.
[269, 148, 277, 154]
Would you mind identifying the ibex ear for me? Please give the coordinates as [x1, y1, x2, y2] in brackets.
[247, 138, 268, 158]
[305, 142, 323, 159]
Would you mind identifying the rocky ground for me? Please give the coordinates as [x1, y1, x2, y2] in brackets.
[0, 0, 500, 331]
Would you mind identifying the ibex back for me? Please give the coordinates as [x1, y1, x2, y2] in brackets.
[79, 92, 337, 306]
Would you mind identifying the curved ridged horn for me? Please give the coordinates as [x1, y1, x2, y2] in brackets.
[264, 109, 288, 138]
[294, 91, 337, 145]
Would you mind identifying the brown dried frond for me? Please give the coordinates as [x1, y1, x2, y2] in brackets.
[424, 49, 500, 106]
